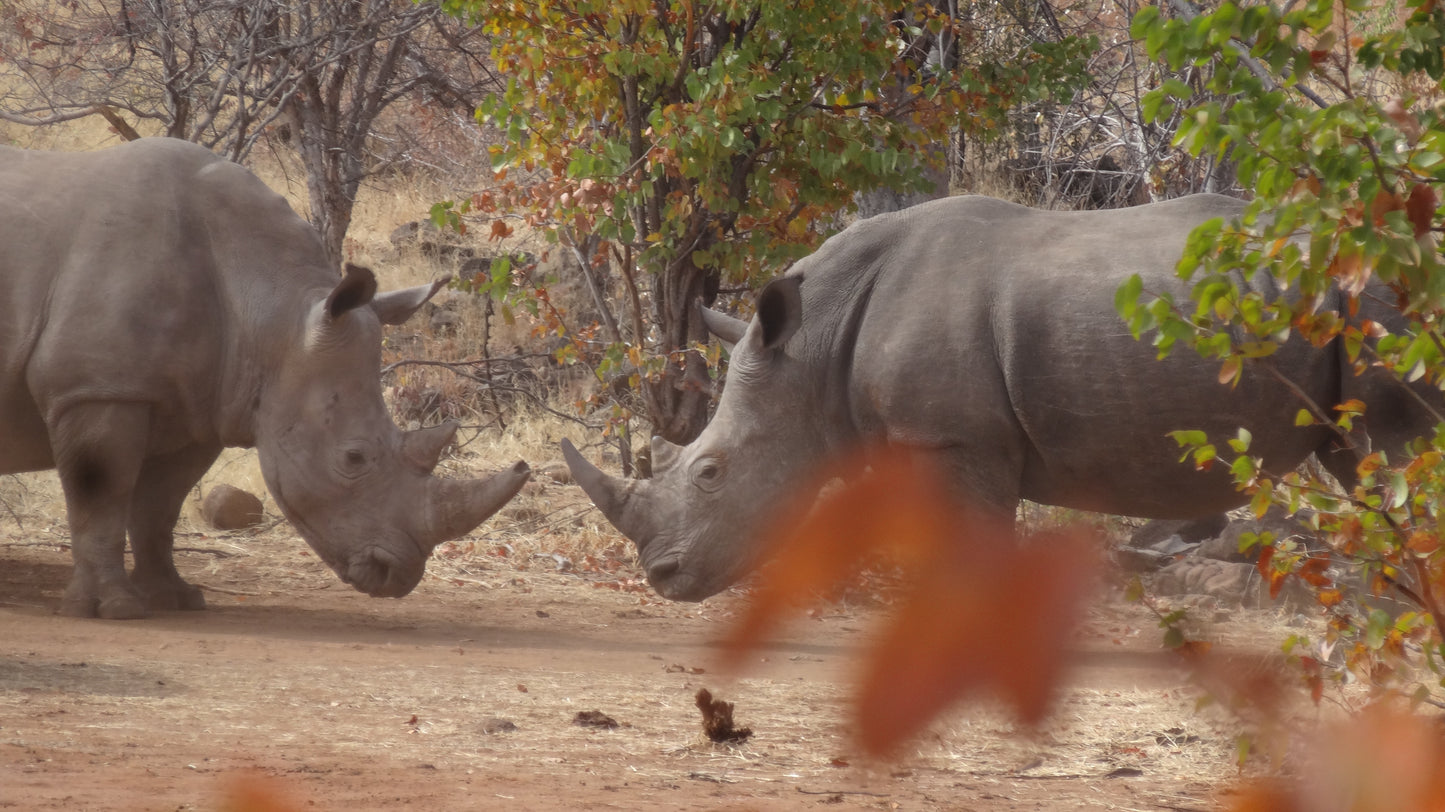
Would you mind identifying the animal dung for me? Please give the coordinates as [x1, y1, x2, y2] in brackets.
[695, 688, 753, 744]
[572, 710, 619, 730]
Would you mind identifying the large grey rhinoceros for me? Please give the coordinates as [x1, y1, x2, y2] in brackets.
[562, 193, 1439, 601]
[0, 137, 530, 618]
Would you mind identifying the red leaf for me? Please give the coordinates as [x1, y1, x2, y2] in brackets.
[1297, 555, 1333, 587]
[222, 772, 308, 812]
[1406, 184, 1438, 239]
[722, 447, 1101, 756]
[1255, 545, 1276, 578]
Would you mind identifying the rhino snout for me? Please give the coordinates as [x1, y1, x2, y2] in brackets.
[644, 555, 717, 602]
[342, 547, 423, 598]
[645, 556, 681, 592]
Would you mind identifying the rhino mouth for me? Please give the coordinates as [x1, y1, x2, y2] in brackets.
[282, 505, 425, 598]
[641, 553, 723, 602]
[340, 547, 423, 598]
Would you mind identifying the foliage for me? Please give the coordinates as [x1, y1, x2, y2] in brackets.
[440, 0, 1093, 445]
[1120, 0, 1445, 710]
[0, 0, 496, 263]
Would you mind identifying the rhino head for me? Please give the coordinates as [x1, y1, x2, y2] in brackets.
[255, 264, 530, 598]
[562, 276, 818, 600]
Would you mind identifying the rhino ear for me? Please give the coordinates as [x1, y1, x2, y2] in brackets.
[326, 263, 379, 318]
[372, 275, 452, 326]
[756, 274, 803, 351]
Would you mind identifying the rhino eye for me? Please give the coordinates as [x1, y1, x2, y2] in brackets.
[338, 446, 373, 479]
[691, 458, 725, 493]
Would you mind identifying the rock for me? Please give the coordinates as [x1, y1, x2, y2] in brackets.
[480, 718, 517, 734]
[538, 460, 573, 485]
[1150, 557, 1316, 609]
[201, 484, 265, 530]
[459, 256, 492, 285]
[1201, 508, 1318, 563]
[1118, 515, 1233, 573]
[429, 307, 462, 336]
[388, 219, 475, 260]
[458, 253, 535, 289]
[1128, 515, 1229, 549]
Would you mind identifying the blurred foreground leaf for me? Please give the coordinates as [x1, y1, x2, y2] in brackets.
[1226, 706, 1445, 812]
[723, 447, 1100, 756]
[222, 772, 307, 812]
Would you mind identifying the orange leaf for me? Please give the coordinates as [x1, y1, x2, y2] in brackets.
[1255, 545, 1277, 578]
[222, 773, 308, 812]
[1408, 530, 1440, 556]
[1223, 707, 1445, 811]
[721, 447, 1101, 756]
[854, 527, 1097, 754]
[1224, 782, 1303, 812]
[1267, 570, 1287, 599]
[1406, 184, 1438, 239]
[489, 219, 514, 241]
[1298, 555, 1333, 587]
[1371, 190, 1403, 225]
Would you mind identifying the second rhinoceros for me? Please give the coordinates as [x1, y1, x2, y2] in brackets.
[0, 138, 530, 618]
[563, 193, 1438, 601]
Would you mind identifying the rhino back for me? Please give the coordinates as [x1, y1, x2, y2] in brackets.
[802, 195, 1340, 517]
[0, 138, 333, 462]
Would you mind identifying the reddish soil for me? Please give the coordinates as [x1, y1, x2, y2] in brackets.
[1, 526, 1259, 811]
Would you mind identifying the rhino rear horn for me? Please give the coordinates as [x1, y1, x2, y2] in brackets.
[372, 275, 452, 325]
[562, 438, 657, 545]
[403, 421, 459, 474]
[700, 306, 748, 351]
[650, 435, 683, 473]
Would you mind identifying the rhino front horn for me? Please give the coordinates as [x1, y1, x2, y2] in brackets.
[561, 438, 657, 545]
[425, 460, 531, 544]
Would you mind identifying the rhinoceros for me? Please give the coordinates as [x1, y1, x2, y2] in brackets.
[562, 193, 1439, 601]
[0, 137, 530, 618]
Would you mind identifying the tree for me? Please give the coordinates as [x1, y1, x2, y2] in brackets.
[1120, 0, 1445, 705]
[0, 0, 497, 264]
[441, 0, 1093, 445]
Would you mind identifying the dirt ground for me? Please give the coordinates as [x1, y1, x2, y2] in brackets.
[0, 483, 1293, 812]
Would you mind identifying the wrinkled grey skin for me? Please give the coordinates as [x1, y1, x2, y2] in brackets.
[564, 194, 1439, 601]
[0, 138, 530, 618]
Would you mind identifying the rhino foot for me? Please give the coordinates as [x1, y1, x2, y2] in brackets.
[59, 588, 149, 620]
[132, 576, 207, 611]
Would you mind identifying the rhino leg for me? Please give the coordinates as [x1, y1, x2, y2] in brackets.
[899, 435, 1025, 522]
[128, 443, 222, 611]
[52, 402, 151, 619]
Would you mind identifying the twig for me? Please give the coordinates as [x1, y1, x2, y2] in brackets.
[173, 547, 240, 558]
[1165, 0, 1328, 109]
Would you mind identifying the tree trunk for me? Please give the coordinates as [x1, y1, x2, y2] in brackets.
[646, 249, 714, 444]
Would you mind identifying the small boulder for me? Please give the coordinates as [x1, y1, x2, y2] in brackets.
[202, 484, 265, 530]
[1200, 508, 1318, 564]
[1128, 515, 1230, 549]
[538, 460, 573, 485]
